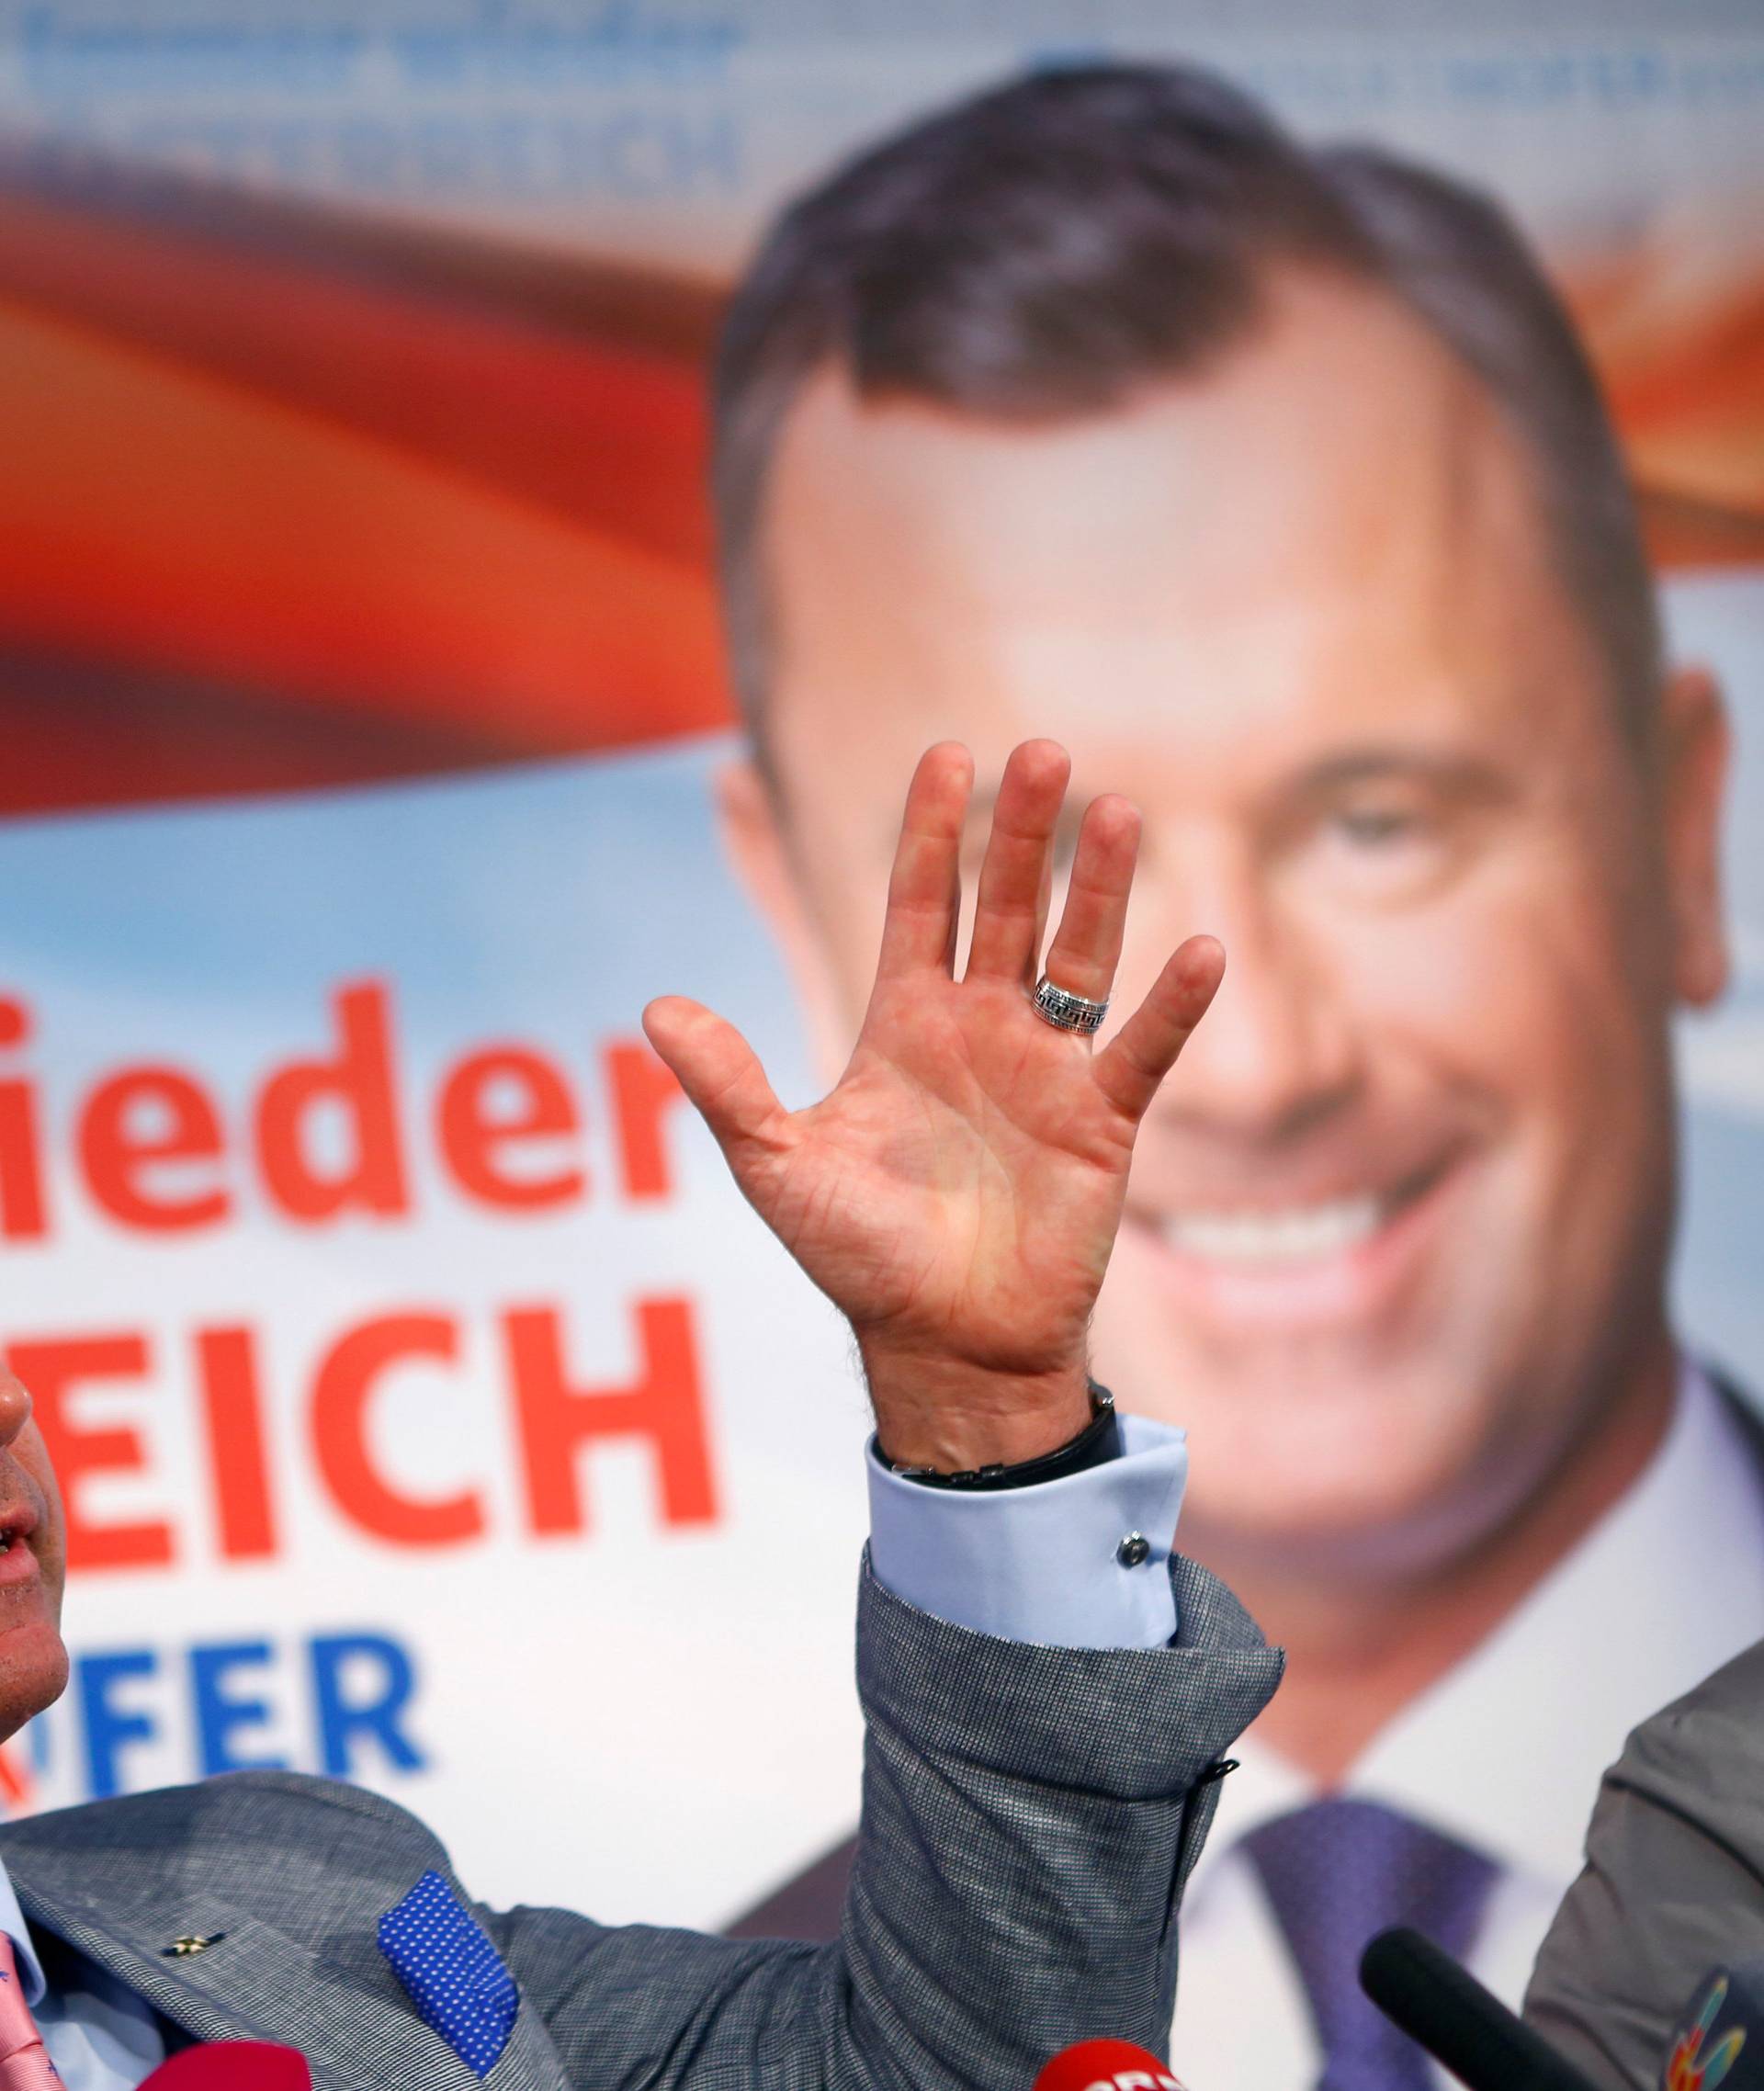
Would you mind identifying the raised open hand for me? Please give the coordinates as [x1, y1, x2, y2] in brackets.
[643, 740, 1222, 1471]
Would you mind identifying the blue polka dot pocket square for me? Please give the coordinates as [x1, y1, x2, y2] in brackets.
[378, 1867, 521, 2078]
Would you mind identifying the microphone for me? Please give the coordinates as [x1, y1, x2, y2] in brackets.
[1360, 1927, 1600, 2091]
[1660, 1961, 1764, 2089]
[137, 2043, 312, 2088]
[1033, 2036, 1191, 2091]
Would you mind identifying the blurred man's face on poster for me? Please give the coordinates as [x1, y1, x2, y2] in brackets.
[723, 267, 1730, 1571]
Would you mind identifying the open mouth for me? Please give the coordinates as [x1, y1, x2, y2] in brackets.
[0, 1507, 39, 1560]
[1156, 1162, 1445, 1269]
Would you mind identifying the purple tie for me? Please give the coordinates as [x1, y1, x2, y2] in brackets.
[1243, 1798, 1498, 2091]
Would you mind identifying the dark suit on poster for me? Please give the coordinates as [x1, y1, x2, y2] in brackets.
[0, 1557, 1279, 2091]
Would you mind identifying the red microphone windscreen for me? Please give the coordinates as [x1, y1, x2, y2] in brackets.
[138, 2042, 312, 2089]
[1033, 2037, 1191, 2091]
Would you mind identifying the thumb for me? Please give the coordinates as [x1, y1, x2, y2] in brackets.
[641, 996, 790, 1170]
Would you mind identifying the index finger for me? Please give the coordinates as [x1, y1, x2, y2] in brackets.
[875, 743, 975, 979]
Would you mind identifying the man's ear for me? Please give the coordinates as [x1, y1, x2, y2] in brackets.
[1660, 663, 1730, 1010]
[716, 755, 855, 1082]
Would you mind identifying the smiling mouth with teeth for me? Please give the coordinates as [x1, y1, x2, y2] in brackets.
[1159, 1167, 1442, 1268]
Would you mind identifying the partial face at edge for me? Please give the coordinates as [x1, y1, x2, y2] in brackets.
[0, 1370, 67, 1744]
[722, 270, 1728, 1572]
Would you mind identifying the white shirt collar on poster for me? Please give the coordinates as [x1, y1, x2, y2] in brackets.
[1170, 1357, 1764, 2090]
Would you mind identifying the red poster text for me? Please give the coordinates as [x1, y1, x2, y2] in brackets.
[0, 981, 687, 1242]
[6, 1293, 719, 1573]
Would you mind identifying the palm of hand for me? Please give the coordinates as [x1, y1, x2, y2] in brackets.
[741, 970, 1136, 1370]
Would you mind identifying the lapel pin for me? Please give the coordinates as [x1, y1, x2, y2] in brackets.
[161, 1933, 227, 1959]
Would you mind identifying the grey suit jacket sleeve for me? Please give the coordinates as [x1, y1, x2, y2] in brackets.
[0, 1549, 1278, 2091]
[1523, 1635, 1764, 2091]
[487, 1552, 1283, 2091]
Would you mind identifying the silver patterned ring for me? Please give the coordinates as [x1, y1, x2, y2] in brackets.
[1033, 976, 1110, 1035]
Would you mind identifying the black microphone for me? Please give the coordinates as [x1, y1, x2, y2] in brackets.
[1360, 1927, 1601, 2091]
[1659, 1960, 1764, 2089]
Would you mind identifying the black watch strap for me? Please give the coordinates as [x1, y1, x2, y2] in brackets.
[878, 1383, 1121, 1491]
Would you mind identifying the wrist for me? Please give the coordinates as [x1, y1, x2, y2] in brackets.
[879, 1385, 1119, 1490]
[860, 1345, 1094, 1473]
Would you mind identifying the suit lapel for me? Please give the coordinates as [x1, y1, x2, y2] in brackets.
[7, 1861, 570, 2091]
[1710, 1367, 1764, 1470]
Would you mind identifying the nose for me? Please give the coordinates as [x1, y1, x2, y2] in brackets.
[0, 1373, 32, 1453]
[1128, 847, 1362, 1141]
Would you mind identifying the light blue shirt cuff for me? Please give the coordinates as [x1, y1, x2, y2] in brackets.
[867, 1414, 1187, 1649]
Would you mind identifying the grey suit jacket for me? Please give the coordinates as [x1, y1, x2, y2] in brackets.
[0, 1555, 1281, 2091]
[1521, 1376, 1764, 2089]
[1524, 1633, 1764, 2091]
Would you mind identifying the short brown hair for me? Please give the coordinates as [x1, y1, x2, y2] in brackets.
[712, 62, 1660, 753]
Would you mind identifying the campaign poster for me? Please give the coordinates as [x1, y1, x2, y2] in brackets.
[0, 6, 1759, 2081]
